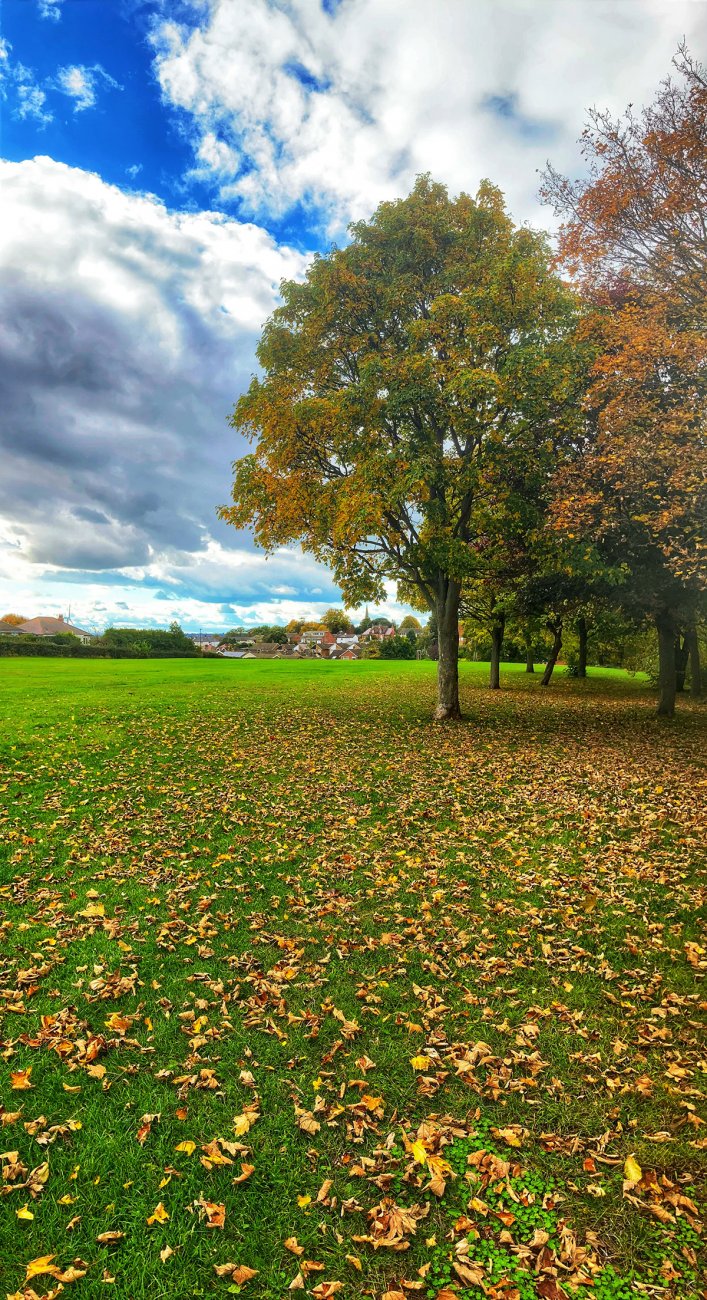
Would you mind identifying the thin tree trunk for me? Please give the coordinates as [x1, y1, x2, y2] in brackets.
[434, 580, 461, 721]
[656, 609, 677, 718]
[489, 614, 504, 689]
[525, 645, 535, 673]
[686, 624, 702, 697]
[577, 616, 588, 678]
[541, 620, 563, 686]
[675, 632, 689, 692]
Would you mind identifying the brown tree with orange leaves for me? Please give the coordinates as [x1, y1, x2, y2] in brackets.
[542, 47, 706, 716]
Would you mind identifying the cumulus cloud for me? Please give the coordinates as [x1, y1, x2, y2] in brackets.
[0, 156, 322, 624]
[55, 63, 121, 112]
[150, 0, 706, 230]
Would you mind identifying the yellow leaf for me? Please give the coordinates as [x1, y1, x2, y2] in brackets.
[16, 1204, 34, 1220]
[175, 1140, 196, 1155]
[410, 1140, 428, 1164]
[624, 1154, 642, 1183]
[80, 902, 105, 918]
[410, 1055, 429, 1071]
[297, 1193, 311, 1208]
[491, 1126, 523, 1148]
[147, 1201, 169, 1225]
[25, 1255, 57, 1281]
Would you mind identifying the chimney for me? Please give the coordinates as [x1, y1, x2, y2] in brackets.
[58, 614, 64, 622]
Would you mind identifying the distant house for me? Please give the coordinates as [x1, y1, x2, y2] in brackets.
[317, 630, 337, 657]
[242, 642, 293, 659]
[18, 615, 93, 644]
[359, 622, 396, 642]
[0, 620, 22, 636]
[187, 633, 227, 650]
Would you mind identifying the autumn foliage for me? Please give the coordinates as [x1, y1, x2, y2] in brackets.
[541, 48, 706, 714]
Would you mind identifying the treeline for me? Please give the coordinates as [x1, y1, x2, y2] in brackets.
[219, 48, 705, 719]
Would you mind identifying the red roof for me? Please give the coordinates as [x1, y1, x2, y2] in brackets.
[19, 616, 91, 637]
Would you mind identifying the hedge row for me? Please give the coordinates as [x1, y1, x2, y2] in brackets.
[0, 640, 201, 659]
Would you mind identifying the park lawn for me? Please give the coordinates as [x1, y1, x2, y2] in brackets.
[0, 658, 704, 1300]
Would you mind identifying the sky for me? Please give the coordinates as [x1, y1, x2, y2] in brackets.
[1, 0, 705, 633]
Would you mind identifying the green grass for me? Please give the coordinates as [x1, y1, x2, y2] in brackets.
[0, 658, 704, 1300]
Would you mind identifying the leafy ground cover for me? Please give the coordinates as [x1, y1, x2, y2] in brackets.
[0, 659, 704, 1300]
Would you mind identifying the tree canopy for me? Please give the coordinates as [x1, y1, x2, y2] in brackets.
[542, 47, 707, 714]
[221, 176, 584, 719]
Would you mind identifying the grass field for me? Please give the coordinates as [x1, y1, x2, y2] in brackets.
[0, 658, 704, 1300]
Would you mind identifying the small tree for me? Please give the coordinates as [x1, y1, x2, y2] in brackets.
[322, 608, 351, 634]
[221, 176, 582, 720]
[379, 635, 416, 660]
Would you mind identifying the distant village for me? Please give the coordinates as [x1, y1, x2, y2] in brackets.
[0, 611, 434, 660]
[195, 615, 418, 660]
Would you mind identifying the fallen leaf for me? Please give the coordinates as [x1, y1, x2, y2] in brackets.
[624, 1154, 642, 1183]
[10, 1069, 33, 1091]
[147, 1202, 169, 1225]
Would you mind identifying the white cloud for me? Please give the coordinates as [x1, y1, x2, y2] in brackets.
[150, 0, 707, 230]
[37, 0, 63, 20]
[11, 63, 52, 125]
[55, 63, 121, 112]
[0, 157, 318, 618]
[0, 532, 350, 633]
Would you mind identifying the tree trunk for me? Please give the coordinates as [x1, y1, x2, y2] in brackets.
[686, 624, 702, 698]
[675, 632, 690, 692]
[489, 614, 505, 689]
[525, 646, 535, 673]
[577, 616, 588, 678]
[434, 581, 461, 720]
[656, 609, 677, 718]
[541, 620, 563, 686]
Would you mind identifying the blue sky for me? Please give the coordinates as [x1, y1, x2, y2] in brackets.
[2, 1, 184, 198]
[1, 0, 704, 632]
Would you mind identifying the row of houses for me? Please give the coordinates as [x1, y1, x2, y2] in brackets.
[221, 633, 362, 661]
[211, 623, 401, 661]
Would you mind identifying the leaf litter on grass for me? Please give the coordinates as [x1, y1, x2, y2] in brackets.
[0, 659, 704, 1299]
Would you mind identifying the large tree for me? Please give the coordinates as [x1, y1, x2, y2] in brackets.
[542, 49, 707, 715]
[220, 177, 582, 719]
